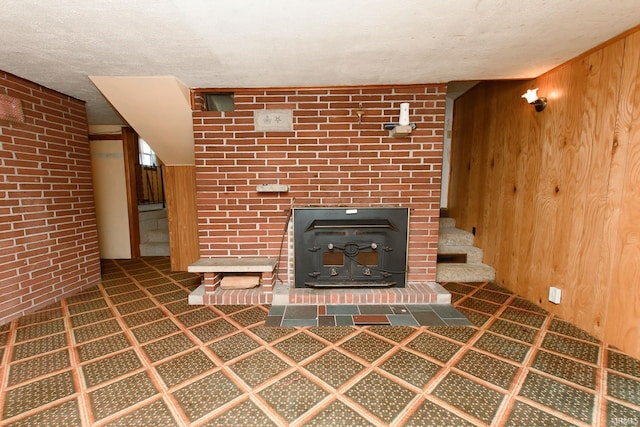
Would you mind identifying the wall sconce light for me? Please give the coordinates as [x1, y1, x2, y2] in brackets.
[383, 102, 416, 137]
[521, 88, 547, 112]
[354, 103, 365, 124]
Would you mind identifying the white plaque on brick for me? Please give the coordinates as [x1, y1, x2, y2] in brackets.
[254, 109, 293, 132]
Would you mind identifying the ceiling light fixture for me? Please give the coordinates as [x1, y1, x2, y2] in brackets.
[521, 88, 547, 112]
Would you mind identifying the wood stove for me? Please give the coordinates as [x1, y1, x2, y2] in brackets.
[293, 207, 409, 288]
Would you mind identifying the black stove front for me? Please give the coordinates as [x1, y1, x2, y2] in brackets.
[293, 208, 409, 288]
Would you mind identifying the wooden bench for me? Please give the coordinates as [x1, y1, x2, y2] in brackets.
[188, 257, 278, 292]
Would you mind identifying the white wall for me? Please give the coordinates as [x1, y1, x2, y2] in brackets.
[89, 126, 131, 259]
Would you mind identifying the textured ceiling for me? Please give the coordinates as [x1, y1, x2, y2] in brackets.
[1, 0, 639, 124]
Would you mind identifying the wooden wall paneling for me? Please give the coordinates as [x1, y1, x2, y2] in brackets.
[602, 31, 640, 356]
[563, 41, 625, 333]
[499, 83, 531, 291]
[122, 127, 140, 258]
[449, 28, 640, 358]
[164, 165, 199, 271]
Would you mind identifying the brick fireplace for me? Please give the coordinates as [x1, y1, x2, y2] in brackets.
[191, 85, 448, 305]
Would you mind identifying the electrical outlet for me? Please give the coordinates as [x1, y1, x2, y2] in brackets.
[548, 287, 562, 304]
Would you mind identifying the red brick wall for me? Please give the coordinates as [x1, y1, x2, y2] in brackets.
[0, 71, 101, 324]
[193, 85, 445, 283]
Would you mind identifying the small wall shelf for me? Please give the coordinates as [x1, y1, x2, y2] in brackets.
[383, 122, 417, 137]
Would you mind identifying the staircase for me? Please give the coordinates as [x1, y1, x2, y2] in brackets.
[436, 216, 495, 282]
[139, 207, 170, 256]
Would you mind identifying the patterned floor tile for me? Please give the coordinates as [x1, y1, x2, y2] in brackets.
[609, 350, 640, 378]
[76, 333, 131, 363]
[404, 399, 476, 427]
[176, 307, 219, 327]
[164, 299, 194, 315]
[203, 398, 277, 427]
[145, 282, 181, 295]
[109, 290, 147, 305]
[549, 318, 599, 343]
[229, 350, 291, 388]
[429, 326, 477, 343]
[4, 259, 640, 427]
[114, 298, 156, 315]
[155, 290, 190, 304]
[339, 332, 394, 363]
[302, 399, 375, 426]
[442, 282, 477, 295]
[230, 306, 268, 327]
[105, 399, 180, 427]
[15, 319, 66, 343]
[190, 318, 238, 344]
[3, 398, 81, 427]
[16, 308, 63, 327]
[459, 297, 502, 315]
[474, 332, 531, 363]
[606, 400, 640, 427]
[500, 307, 546, 328]
[472, 289, 511, 304]
[608, 373, 640, 406]
[541, 332, 600, 364]
[11, 333, 68, 361]
[366, 325, 416, 343]
[73, 319, 122, 344]
[505, 400, 575, 427]
[214, 305, 252, 315]
[3, 371, 75, 419]
[519, 372, 594, 423]
[483, 282, 514, 294]
[345, 371, 417, 424]
[432, 372, 504, 424]
[82, 350, 143, 387]
[104, 283, 140, 296]
[248, 325, 297, 343]
[379, 349, 442, 388]
[407, 332, 462, 363]
[208, 332, 261, 362]
[8, 350, 71, 386]
[142, 333, 195, 363]
[303, 349, 365, 389]
[131, 319, 180, 344]
[70, 308, 114, 328]
[122, 307, 166, 328]
[89, 372, 158, 421]
[533, 350, 596, 389]
[258, 372, 329, 422]
[457, 307, 491, 327]
[273, 332, 327, 363]
[172, 371, 242, 423]
[308, 326, 356, 343]
[155, 349, 217, 388]
[510, 297, 548, 314]
[455, 350, 519, 390]
[67, 299, 109, 315]
[488, 319, 538, 344]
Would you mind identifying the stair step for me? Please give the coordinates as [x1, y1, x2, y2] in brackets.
[436, 263, 496, 283]
[140, 242, 170, 257]
[438, 227, 474, 246]
[438, 244, 484, 263]
[145, 229, 169, 243]
[439, 217, 456, 228]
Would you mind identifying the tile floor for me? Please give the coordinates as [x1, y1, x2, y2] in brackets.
[0, 257, 639, 426]
[266, 304, 472, 328]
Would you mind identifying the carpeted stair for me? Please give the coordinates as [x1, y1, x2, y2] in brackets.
[437, 216, 496, 282]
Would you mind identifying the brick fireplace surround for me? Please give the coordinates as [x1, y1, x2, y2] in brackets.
[191, 85, 449, 305]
